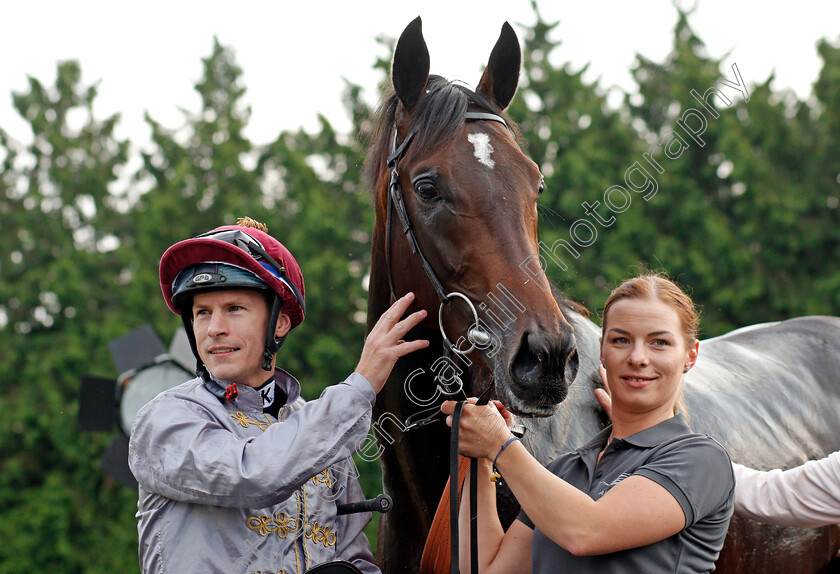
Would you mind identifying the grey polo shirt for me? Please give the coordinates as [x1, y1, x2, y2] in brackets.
[518, 415, 734, 573]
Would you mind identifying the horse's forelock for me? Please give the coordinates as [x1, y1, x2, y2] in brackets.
[363, 76, 518, 198]
[409, 77, 469, 151]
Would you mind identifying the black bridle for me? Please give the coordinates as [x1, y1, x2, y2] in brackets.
[384, 109, 528, 574]
[386, 107, 521, 432]
[384, 110, 510, 356]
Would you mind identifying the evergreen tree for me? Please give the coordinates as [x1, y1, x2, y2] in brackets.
[622, 9, 840, 334]
[0, 61, 138, 573]
[2, 7, 839, 570]
[126, 38, 266, 342]
[806, 37, 840, 310]
[510, 2, 642, 310]
[618, 8, 751, 336]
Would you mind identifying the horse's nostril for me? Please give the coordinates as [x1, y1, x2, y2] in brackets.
[512, 332, 555, 387]
[511, 331, 577, 388]
[511, 335, 542, 386]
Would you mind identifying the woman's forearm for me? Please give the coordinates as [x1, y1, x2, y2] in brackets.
[494, 440, 685, 555]
[458, 458, 533, 573]
[494, 441, 601, 554]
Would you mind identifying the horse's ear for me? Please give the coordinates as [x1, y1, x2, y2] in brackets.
[476, 22, 521, 110]
[392, 16, 430, 112]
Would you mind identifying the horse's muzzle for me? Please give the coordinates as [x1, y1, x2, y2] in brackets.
[507, 327, 578, 408]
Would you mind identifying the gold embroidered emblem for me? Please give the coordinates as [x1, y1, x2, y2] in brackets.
[246, 512, 300, 538]
[304, 521, 337, 547]
[231, 411, 274, 432]
[310, 468, 333, 488]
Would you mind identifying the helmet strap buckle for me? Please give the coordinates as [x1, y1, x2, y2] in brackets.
[262, 348, 274, 372]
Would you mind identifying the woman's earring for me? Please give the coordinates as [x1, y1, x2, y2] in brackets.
[683, 366, 690, 373]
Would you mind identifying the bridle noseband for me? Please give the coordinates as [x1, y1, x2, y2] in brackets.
[384, 110, 509, 356]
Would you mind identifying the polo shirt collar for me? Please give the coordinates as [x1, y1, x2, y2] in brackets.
[579, 414, 691, 454]
[621, 414, 691, 447]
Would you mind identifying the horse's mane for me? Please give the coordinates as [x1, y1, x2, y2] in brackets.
[363, 75, 520, 197]
[551, 284, 591, 319]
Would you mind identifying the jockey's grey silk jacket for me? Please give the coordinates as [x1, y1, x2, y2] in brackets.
[128, 369, 380, 574]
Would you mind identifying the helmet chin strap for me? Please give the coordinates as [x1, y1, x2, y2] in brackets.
[178, 309, 210, 382]
[262, 296, 285, 371]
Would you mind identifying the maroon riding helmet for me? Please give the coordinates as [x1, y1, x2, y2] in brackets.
[159, 221, 306, 379]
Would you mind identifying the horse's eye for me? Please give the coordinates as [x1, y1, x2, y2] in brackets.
[415, 181, 440, 202]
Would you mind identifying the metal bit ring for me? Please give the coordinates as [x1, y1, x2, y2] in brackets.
[438, 292, 482, 356]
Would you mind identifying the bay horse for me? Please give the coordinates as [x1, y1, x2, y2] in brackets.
[364, 17, 840, 573]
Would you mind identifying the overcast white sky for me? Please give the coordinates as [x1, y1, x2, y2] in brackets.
[2, 1, 839, 150]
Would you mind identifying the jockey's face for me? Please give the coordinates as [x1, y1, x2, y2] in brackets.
[192, 289, 290, 387]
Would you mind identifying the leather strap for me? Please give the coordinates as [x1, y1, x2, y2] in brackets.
[383, 109, 510, 307]
[469, 455, 478, 573]
[450, 402, 463, 573]
[419, 456, 470, 574]
[385, 128, 450, 305]
[421, 400, 480, 574]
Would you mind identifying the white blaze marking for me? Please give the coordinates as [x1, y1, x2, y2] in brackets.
[468, 133, 495, 169]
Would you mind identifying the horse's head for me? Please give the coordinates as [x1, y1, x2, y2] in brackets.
[365, 17, 578, 416]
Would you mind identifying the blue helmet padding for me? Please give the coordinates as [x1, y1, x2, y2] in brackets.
[171, 262, 268, 307]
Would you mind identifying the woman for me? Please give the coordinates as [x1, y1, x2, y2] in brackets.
[442, 274, 734, 573]
[598, 365, 840, 530]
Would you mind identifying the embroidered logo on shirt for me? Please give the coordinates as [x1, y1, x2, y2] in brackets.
[304, 521, 337, 547]
[595, 472, 632, 499]
[246, 513, 336, 548]
[310, 468, 333, 488]
[231, 411, 274, 432]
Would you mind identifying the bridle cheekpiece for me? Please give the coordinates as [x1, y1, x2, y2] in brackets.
[384, 110, 509, 356]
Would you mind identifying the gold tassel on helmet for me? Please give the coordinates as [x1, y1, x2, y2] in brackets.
[236, 217, 268, 232]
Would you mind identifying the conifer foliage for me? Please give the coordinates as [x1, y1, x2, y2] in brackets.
[1, 6, 838, 570]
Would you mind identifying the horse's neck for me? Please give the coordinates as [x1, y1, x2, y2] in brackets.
[565, 308, 601, 372]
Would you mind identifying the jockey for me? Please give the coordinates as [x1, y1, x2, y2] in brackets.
[129, 217, 428, 573]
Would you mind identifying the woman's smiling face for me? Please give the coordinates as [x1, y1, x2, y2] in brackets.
[600, 297, 698, 421]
